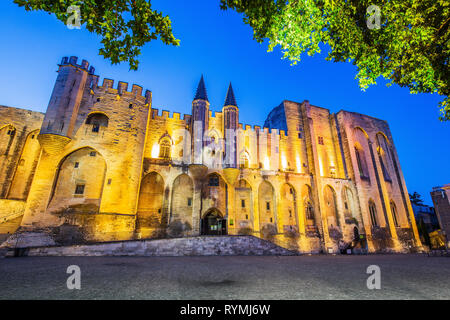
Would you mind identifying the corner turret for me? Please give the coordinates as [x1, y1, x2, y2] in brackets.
[38, 56, 97, 154]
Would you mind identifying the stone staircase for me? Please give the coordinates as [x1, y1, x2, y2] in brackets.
[3, 235, 298, 257]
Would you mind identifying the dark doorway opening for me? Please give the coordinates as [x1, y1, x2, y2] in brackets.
[201, 210, 227, 235]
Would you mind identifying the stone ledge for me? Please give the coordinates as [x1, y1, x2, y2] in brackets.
[22, 236, 298, 257]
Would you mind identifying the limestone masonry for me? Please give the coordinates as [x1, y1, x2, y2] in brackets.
[0, 56, 423, 253]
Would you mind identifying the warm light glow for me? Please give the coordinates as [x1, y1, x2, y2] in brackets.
[318, 157, 324, 176]
[151, 143, 160, 158]
[296, 155, 301, 173]
[264, 156, 270, 170]
[281, 154, 287, 170]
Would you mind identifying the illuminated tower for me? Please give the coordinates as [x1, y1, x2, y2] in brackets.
[38, 56, 97, 154]
[191, 75, 210, 164]
[222, 83, 239, 168]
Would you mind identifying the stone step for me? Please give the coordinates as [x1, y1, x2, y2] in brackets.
[8, 235, 298, 257]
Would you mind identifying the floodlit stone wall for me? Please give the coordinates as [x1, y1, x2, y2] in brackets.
[0, 56, 422, 254]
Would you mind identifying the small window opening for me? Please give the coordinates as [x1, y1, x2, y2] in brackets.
[74, 184, 85, 195]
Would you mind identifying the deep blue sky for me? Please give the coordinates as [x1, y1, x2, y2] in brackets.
[0, 1, 448, 205]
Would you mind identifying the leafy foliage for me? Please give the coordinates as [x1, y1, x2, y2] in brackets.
[221, 0, 449, 120]
[409, 191, 424, 206]
[14, 0, 179, 70]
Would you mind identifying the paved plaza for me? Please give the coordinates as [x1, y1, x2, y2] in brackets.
[0, 254, 449, 300]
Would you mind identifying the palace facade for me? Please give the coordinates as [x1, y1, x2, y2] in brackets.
[0, 57, 422, 253]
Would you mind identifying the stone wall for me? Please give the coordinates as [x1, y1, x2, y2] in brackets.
[431, 185, 450, 243]
[23, 236, 296, 257]
[0, 106, 44, 200]
[0, 56, 423, 254]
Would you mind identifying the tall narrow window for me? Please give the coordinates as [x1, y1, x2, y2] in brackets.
[376, 134, 393, 182]
[159, 139, 171, 159]
[240, 153, 249, 169]
[379, 154, 391, 181]
[266, 201, 271, 210]
[391, 201, 399, 227]
[306, 202, 315, 221]
[369, 201, 378, 226]
[355, 145, 369, 179]
[241, 199, 246, 208]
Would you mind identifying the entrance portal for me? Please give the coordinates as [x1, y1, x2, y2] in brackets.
[201, 209, 227, 235]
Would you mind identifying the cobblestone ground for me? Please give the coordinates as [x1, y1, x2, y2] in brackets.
[0, 254, 449, 300]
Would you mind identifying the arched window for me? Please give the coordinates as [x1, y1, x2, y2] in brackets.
[0, 125, 16, 155]
[239, 152, 249, 169]
[159, 139, 171, 159]
[376, 134, 391, 182]
[324, 185, 339, 228]
[86, 113, 109, 133]
[355, 144, 369, 179]
[305, 201, 315, 221]
[369, 200, 378, 226]
[390, 201, 399, 227]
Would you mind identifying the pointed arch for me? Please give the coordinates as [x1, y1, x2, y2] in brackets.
[203, 128, 223, 169]
[301, 184, 316, 229]
[376, 133, 392, 181]
[280, 183, 298, 233]
[390, 200, 400, 227]
[86, 112, 109, 132]
[258, 180, 277, 230]
[353, 127, 370, 179]
[239, 150, 250, 169]
[368, 199, 379, 227]
[48, 147, 106, 212]
[201, 207, 227, 235]
[8, 129, 41, 200]
[0, 124, 16, 156]
[235, 179, 253, 232]
[324, 185, 340, 228]
[170, 174, 194, 227]
[203, 172, 227, 220]
[342, 186, 356, 221]
[158, 133, 173, 160]
[137, 172, 165, 230]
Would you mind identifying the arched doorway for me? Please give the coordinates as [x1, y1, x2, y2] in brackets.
[201, 209, 227, 235]
[136, 172, 164, 231]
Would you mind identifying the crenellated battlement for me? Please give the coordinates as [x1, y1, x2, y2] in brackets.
[209, 110, 223, 119]
[96, 78, 152, 105]
[235, 123, 286, 137]
[60, 56, 96, 75]
[150, 108, 191, 122]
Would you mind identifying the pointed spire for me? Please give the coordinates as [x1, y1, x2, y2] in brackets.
[224, 82, 237, 107]
[194, 75, 208, 101]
